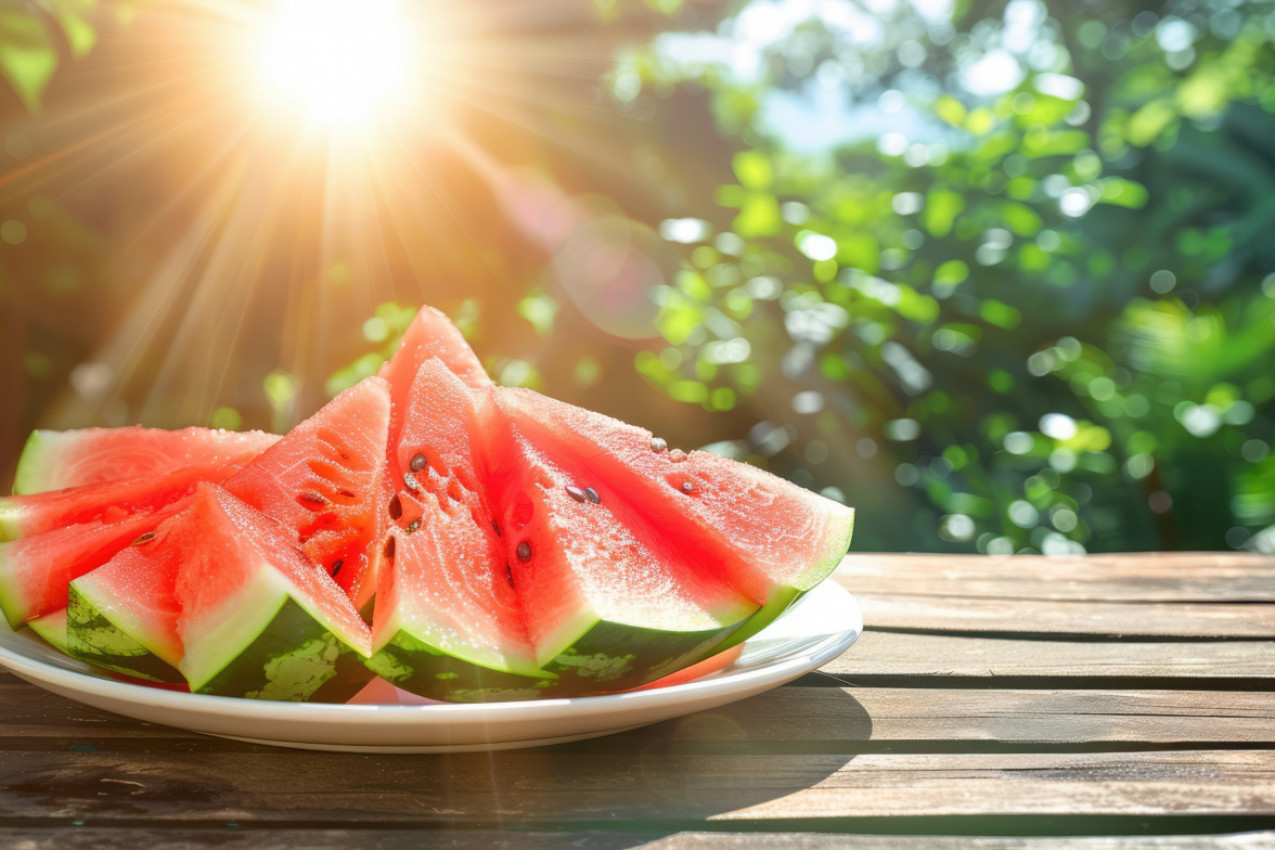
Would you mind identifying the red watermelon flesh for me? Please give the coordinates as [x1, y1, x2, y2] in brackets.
[378, 306, 491, 530]
[0, 465, 242, 542]
[495, 389, 855, 606]
[223, 377, 391, 612]
[12, 427, 279, 495]
[171, 485, 373, 698]
[372, 361, 540, 676]
[0, 506, 175, 628]
[478, 395, 756, 675]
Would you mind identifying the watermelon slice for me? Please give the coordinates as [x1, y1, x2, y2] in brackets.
[12, 426, 278, 495]
[0, 466, 236, 542]
[0, 507, 175, 627]
[64, 485, 373, 701]
[67, 507, 186, 684]
[478, 394, 758, 694]
[174, 486, 373, 700]
[366, 361, 554, 702]
[222, 377, 391, 612]
[495, 390, 855, 645]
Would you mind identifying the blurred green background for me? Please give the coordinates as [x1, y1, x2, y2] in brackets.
[1, 0, 1273, 555]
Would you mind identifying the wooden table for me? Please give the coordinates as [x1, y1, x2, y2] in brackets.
[2, 553, 1273, 848]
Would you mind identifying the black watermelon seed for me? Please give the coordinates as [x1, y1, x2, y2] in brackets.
[131, 532, 155, 546]
[406, 519, 421, 534]
[566, 485, 586, 503]
[409, 452, 428, 473]
[388, 494, 403, 520]
[492, 520, 502, 537]
[299, 489, 328, 507]
[504, 562, 515, 587]
[584, 487, 601, 504]
[330, 560, 343, 577]
[516, 541, 532, 562]
[680, 480, 695, 493]
[651, 437, 668, 452]
[383, 537, 396, 560]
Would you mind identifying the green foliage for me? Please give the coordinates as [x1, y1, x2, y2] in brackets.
[628, 0, 1275, 553]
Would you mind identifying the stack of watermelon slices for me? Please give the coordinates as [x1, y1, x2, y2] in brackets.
[0, 306, 854, 703]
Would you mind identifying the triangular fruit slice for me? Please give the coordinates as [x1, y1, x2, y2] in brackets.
[496, 390, 855, 645]
[480, 393, 758, 695]
[378, 305, 491, 532]
[12, 426, 278, 495]
[173, 485, 374, 701]
[0, 507, 175, 627]
[223, 377, 391, 613]
[67, 501, 188, 684]
[0, 466, 239, 541]
[366, 361, 554, 702]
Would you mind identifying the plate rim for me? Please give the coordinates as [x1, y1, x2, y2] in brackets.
[0, 581, 861, 747]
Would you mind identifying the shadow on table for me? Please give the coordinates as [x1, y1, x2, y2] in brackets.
[2, 687, 871, 848]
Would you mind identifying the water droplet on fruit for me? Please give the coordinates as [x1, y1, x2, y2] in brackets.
[409, 452, 428, 473]
[406, 519, 421, 534]
[131, 532, 155, 546]
[388, 494, 403, 520]
[680, 480, 695, 493]
[383, 537, 396, 560]
[584, 487, 601, 504]
[669, 449, 687, 463]
[330, 560, 343, 577]
[566, 486, 586, 503]
[651, 437, 668, 453]
[516, 541, 532, 562]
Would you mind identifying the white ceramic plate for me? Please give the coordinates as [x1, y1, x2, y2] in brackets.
[0, 581, 861, 753]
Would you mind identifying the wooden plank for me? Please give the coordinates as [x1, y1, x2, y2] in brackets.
[855, 594, 1275, 638]
[823, 631, 1275, 682]
[0, 830, 1272, 850]
[3, 682, 1272, 747]
[836, 553, 1275, 603]
[0, 749, 1272, 822]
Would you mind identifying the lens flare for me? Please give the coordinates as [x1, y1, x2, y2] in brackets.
[256, 0, 410, 129]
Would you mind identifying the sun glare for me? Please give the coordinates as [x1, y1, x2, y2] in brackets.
[256, 0, 410, 129]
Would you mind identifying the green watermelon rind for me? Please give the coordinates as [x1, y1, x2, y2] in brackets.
[0, 543, 31, 629]
[26, 608, 69, 653]
[11, 430, 62, 497]
[0, 501, 26, 542]
[366, 627, 558, 702]
[66, 586, 184, 683]
[180, 566, 372, 703]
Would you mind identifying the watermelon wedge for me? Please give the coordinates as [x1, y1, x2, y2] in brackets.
[479, 395, 758, 694]
[222, 377, 391, 612]
[0, 507, 175, 627]
[366, 361, 554, 701]
[0, 467, 234, 542]
[67, 507, 187, 683]
[495, 390, 855, 645]
[12, 426, 278, 495]
[172, 486, 374, 701]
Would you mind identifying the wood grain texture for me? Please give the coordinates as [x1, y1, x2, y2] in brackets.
[836, 553, 1275, 602]
[0, 748, 1273, 822]
[3, 683, 1272, 747]
[854, 594, 1275, 637]
[824, 631, 1275, 680]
